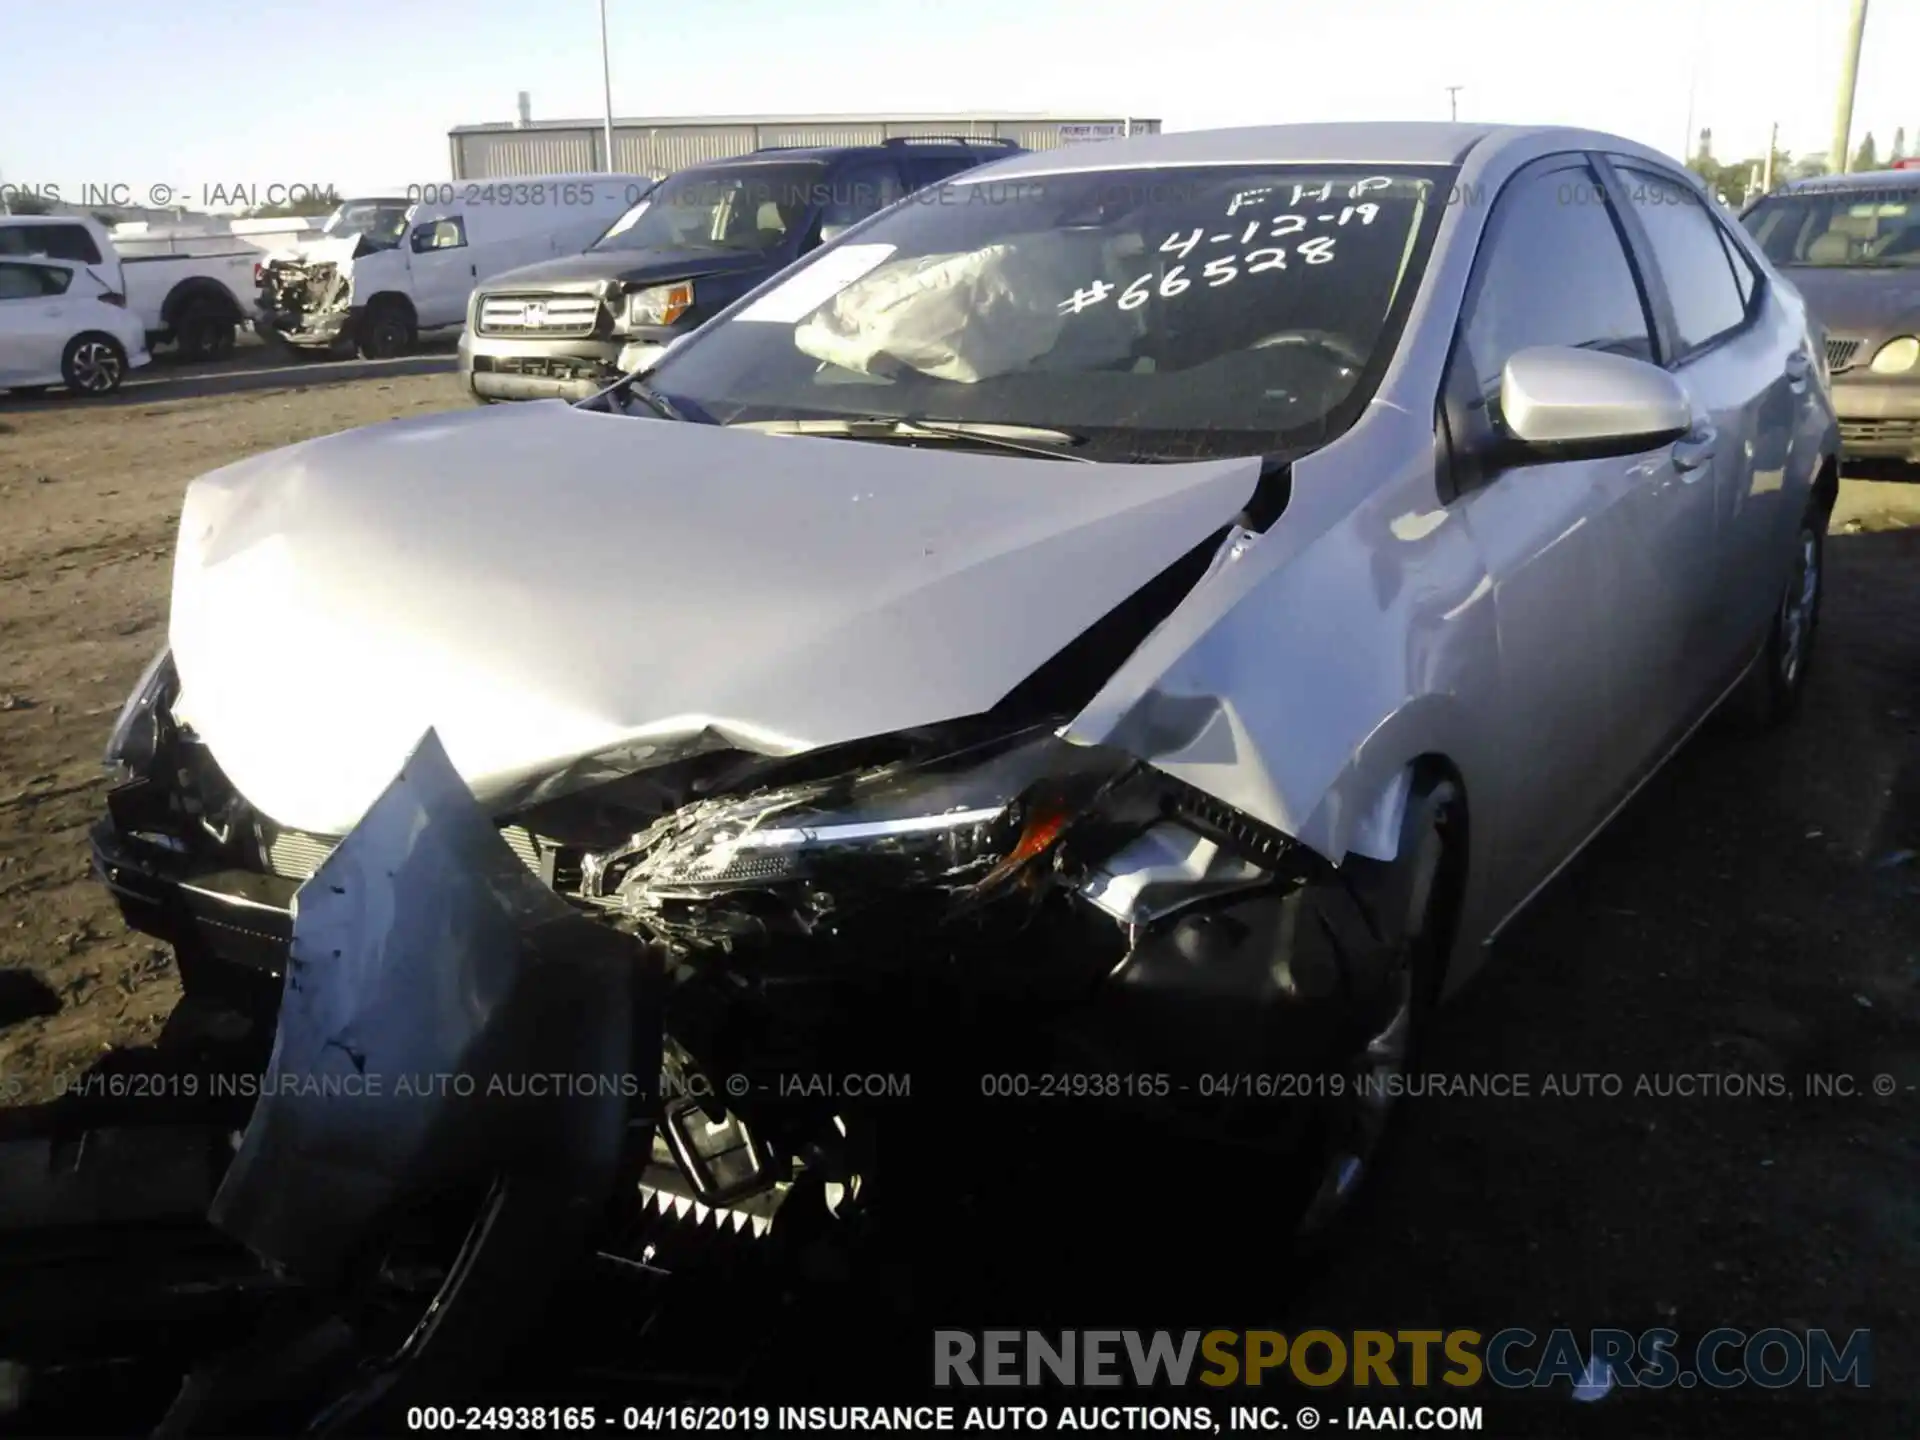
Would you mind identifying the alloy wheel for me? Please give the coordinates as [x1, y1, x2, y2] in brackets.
[71, 340, 123, 393]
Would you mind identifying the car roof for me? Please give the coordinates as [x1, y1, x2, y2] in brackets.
[1775, 168, 1920, 194]
[0, 214, 105, 226]
[952, 121, 1676, 180]
[682, 140, 1018, 171]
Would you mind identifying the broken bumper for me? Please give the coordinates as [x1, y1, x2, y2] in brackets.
[253, 303, 351, 350]
[460, 331, 648, 402]
[1833, 376, 1920, 461]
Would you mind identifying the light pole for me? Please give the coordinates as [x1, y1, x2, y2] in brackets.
[1829, 0, 1869, 173]
[599, 0, 616, 173]
[1446, 86, 1462, 122]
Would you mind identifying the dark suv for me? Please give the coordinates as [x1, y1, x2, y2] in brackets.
[459, 136, 1023, 402]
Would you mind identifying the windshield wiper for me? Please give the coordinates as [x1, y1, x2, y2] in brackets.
[603, 375, 709, 423]
[728, 416, 1092, 462]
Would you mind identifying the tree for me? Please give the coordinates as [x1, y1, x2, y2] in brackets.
[1893, 127, 1907, 162]
[1852, 132, 1878, 172]
[1, 190, 52, 215]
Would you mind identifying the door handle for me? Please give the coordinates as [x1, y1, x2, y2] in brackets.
[1671, 425, 1717, 476]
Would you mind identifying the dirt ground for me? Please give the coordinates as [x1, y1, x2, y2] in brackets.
[1, 377, 1916, 1434]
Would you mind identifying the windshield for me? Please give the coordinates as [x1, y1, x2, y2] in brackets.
[321, 200, 413, 248]
[1742, 189, 1920, 267]
[639, 164, 1446, 460]
[590, 162, 826, 254]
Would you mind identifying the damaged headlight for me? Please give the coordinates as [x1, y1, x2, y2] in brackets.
[103, 646, 178, 786]
[586, 727, 1130, 914]
[625, 281, 693, 330]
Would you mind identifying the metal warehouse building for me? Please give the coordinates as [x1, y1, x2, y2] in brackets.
[447, 113, 1162, 180]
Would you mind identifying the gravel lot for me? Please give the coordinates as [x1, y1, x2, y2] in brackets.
[0, 376, 1915, 1434]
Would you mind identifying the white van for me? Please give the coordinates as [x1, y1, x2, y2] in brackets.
[255, 176, 656, 357]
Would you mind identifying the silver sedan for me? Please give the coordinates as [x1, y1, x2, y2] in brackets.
[97, 122, 1840, 1304]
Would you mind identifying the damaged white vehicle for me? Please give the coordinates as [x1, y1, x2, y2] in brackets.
[86, 122, 1837, 1428]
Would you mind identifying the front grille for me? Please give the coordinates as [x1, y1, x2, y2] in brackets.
[1840, 418, 1920, 446]
[264, 825, 546, 881]
[477, 292, 601, 338]
[1826, 338, 1864, 372]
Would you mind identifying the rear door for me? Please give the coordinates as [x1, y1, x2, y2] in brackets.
[1440, 154, 1688, 916]
[0, 260, 78, 385]
[1606, 158, 1802, 685]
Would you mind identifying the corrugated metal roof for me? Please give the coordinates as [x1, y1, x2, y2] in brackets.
[451, 115, 1163, 179]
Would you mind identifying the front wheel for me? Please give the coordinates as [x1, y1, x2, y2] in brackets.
[1288, 776, 1460, 1245]
[61, 334, 128, 396]
[357, 304, 414, 360]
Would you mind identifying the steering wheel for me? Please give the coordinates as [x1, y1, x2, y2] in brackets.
[1249, 329, 1370, 370]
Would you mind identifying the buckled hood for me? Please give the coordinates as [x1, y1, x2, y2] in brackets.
[167, 403, 1258, 835]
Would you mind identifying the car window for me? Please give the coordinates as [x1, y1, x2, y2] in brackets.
[0, 261, 71, 299]
[590, 162, 824, 254]
[905, 154, 981, 190]
[0, 224, 101, 264]
[1456, 161, 1656, 407]
[411, 216, 467, 252]
[1614, 165, 1749, 356]
[1714, 221, 1761, 312]
[1741, 189, 1920, 267]
[647, 162, 1451, 461]
[822, 161, 906, 233]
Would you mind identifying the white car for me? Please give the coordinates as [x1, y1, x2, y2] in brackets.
[0, 254, 152, 396]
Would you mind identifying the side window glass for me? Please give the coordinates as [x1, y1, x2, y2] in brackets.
[0, 262, 44, 299]
[1614, 165, 1749, 356]
[412, 216, 466, 252]
[0, 263, 67, 298]
[47, 225, 103, 264]
[907, 155, 977, 191]
[1457, 163, 1656, 412]
[1715, 223, 1760, 312]
[821, 162, 905, 239]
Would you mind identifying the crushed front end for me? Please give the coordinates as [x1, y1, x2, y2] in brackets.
[254, 255, 353, 350]
[90, 642, 1377, 1281]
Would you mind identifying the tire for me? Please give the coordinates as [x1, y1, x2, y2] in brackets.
[175, 307, 237, 362]
[357, 302, 414, 360]
[1727, 500, 1827, 731]
[61, 333, 128, 396]
[1279, 774, 1461, 1249]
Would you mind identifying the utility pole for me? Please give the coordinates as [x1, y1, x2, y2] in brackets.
[1762, 120, 1777, 191]
[1446, 86, 1462, 122]
[599, 0, 616, 173]
[1829, 0, 1869, 173]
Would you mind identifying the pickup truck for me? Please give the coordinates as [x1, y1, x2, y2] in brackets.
[115, 220, 319, 360]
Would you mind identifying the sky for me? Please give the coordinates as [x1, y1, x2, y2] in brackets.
[2, 0, 1915, 205]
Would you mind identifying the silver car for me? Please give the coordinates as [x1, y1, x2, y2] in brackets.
[94, 122, 1838, 1353]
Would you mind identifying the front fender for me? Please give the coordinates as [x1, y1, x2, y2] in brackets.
[1068, 405, 1501, 867]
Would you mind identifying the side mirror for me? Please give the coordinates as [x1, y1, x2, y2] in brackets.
[409, 225, 434, 254]
[1499, 346, 1691, 459]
